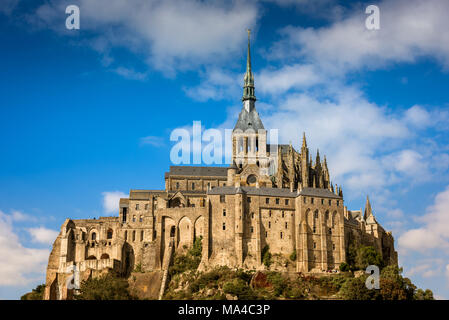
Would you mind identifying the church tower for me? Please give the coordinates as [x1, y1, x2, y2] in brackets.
[231, 30, 270, 187]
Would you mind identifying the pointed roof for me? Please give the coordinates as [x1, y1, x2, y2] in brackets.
[364, 195, 377, 224]
[302, 132, 307, 148]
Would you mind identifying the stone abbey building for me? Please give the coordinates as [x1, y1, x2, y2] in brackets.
[44, 32, 397, 300]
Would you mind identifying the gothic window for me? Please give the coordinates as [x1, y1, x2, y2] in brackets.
[122, 208, 127, 222]
[269, 210, 272, 217]
[265, 231, 268, 237]
[329, 228, 332, 234]
[91, 232, 96, 241]
[107, 229, 113, 239]
[313, 225, 316, 233]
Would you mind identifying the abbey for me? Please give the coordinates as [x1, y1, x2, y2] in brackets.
[44, 32, 397, 300]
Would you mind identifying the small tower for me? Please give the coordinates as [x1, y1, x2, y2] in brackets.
[300, 132, 309, 188]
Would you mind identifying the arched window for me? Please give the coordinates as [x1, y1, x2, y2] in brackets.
[91, 232, 96, 241]
[141, 230, 144, 241]
[107, 229, 113, 239]
[132, 230, 136, 242]
[132, 215, 136, 222]
[314, 211, 318, 219]
[100, 253, 109, 259]
[124, 230, 128, 241]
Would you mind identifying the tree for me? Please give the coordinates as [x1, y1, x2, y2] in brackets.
[355, 246, 384, 270]
[339, 276, 377, 300]
[262, 245, 272, 268]
[75, 273, 135, 300]
[21, 284, 45, 300]
[415, 288, 434, 300]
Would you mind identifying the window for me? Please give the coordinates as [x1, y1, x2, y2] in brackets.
[303, 197, 306, 204]
[285, 222, 288, 229]
[132, 230, 136, 242]
[269, 210, 272, 217]
[176, 182, 179, 189]
[220, 195, 225, 203]
[285, 199, 289, 205]
[337, 200, 340, 206]
[313, 242, 316, 249]
[133, 215, 136, 222]
[247, 197, 251, 203]
[266, 198, 269, 204]
[268, 221, 271, 229]
[139, 215, 143, 222]
[313, 225, 316, 233]
[265, 231, 268, 237]
[207, 182, 211, 189]
[311, 198, 314, 204]
[141, 230, 144, 242]
[223, 223, 226, 230]
[282, 211, 285, 218]
[325, 212, 329, 220]
[223, 209, 226, 217]
[251, 212, 254, 219]
[332, 243, 336, 250]
[191, 182, 195, 190]
[250, 226, 254, 233]
[124, 231, 128, 241]
[329, 228, 332, 234]
[321, 199, 324, 205]
[107, 229, 113, 239]
[314, 211, 318, 219]
[122, 208, 127, 222]
[328, 200, 332, 206]
[145, 203, 149, 210]
[275, 198, 279, 204]
[136, 204, 140, 210]
[91, 232, 96, 241]
[280, 232, 283, 239]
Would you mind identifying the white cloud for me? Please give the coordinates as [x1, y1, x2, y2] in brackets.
[27, 227, 59, 245]
[102, 191, 127, 214]
[271, 0, 449, 73]
[0, 0, 19, 15]
[113, 67, 147, 81]
[0, 211, 50, 286]
[399, 185, 449, 252]
[33, 0, 259, 76]
[404, 105, 432, 128]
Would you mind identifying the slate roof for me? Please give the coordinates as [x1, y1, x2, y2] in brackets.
[298, 187, 342, 199]
[165, 166, 228, 178]
[267, 144, 296, 154]
[233, 108, 265, 131]
[129, 190, 166, 200]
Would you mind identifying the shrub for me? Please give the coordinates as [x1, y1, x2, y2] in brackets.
[339, 262, 350, 272]
[266, 272, 288, 297]
[21, 284, 45, 300]
[355, 246, 384, 270]
[262, 245, 272, 268]
[75, 273, 135, 300]
[289, 250, 297, 261]
[223, 278, 257, 300]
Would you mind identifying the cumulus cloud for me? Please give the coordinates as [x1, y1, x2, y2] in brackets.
[399, 185, 449, 252]
[270, 0, 449, 73]
[102, 191, 127, 214]
[27, 227, 59, 245]
[0, 211, 50, 286]
[32, 0, 259, 75]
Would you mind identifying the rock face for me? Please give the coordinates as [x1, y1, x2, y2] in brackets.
[43, 32, 397, 300]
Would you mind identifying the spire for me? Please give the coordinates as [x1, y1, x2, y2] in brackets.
[302, 132, 307, 148]
[364, 195, 373, 219]
[242, 29, 256, 103]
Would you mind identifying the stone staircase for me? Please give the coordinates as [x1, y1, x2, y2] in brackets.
[158, 237, 175, 300]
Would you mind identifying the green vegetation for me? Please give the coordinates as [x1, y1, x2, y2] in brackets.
[262, 245, 272, 268]
[21, 284, 45, 300]
[168, 236, 203, 278]
[75, 273, 136, 300]
[133, 263, 143, 273]
[289, 249, 297, 262]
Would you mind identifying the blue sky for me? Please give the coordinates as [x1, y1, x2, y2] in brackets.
[1, 0, 449, 299]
